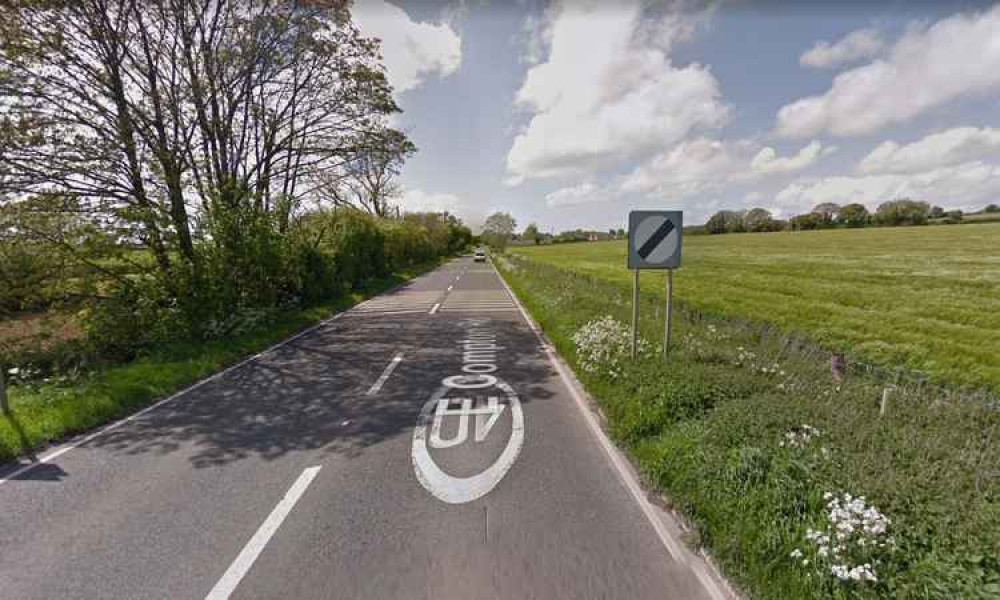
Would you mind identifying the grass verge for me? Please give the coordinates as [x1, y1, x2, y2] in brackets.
[0, 260, 443, 462]
[495, 253, 1000, 600]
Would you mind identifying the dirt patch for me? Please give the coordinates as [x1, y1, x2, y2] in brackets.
[0, 311, 83, 353]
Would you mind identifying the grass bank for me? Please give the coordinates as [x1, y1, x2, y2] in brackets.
[0, 260, 442, 462]
[514, 222, 1000, 391]
[495, 253, 1000, 600]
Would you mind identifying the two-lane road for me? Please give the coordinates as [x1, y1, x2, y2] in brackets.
[0, 257, 728, 600]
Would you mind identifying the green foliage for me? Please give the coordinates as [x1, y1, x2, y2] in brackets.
[0, 238, 58, 312]
[875, 198, 931, 227]
[839, 203, 871, 228]
[523, 222, 540, 244]
[496, 253, 1000, 600]
[80, 208, 466, 361]
[483, 211, 517, 250]
[790, 212, 832, 231]
[707, 210, 747, 234]
[744, 208, 783, 232]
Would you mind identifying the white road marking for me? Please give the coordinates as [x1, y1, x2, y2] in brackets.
[205, 466, 321, 600]
[429, 302, 441, 315]
[412, 381, 523, 505]
[494, 264, 731, 600]
[366, 353, 404, 396]
[0, 314, 344, 486]
[447, 285, 453, 291]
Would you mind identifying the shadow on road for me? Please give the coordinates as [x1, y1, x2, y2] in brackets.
[80, 312, 557, 469]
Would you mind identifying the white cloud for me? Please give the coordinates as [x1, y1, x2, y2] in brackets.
[775, 161, 1000, 214]
[776, 5, 1000, 138]
[545, 182, 604, 207]
[399, 187, 490, 231]
[751, 141, 827, 175]
[399, 188, 463, 213]
[858, 127, 1000, 174]
[505, 0, 727, 185]
[799, 28, 884, 69]
[621, 138, 827, 199]
[622, 138, 750, 197]
[353, 0, 462, 94]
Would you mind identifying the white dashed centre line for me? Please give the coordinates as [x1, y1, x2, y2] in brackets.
[205, 466, 322, 600]
[366, 353, 404, 395]
[429, 302, 441, 315]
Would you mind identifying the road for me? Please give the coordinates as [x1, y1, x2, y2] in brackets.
[0, 257, 729, 600]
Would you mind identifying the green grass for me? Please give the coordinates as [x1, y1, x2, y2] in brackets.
[495, 253, 1000, 600]
[0, 261, 442, 461]
[513, 223, 1000, 391]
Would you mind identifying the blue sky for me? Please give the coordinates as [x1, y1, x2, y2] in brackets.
[354, 0, 1000, 231]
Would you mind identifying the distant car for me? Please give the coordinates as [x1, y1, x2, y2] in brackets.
[474, 249, 486, 262]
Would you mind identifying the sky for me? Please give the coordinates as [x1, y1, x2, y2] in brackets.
[352, 0, 1000, 231]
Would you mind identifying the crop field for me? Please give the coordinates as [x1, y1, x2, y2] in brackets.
[512, 222, 1000, 390]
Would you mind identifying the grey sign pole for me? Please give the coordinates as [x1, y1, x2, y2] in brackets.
[631, 269, 640, 359]
[662, 270, 674, 360]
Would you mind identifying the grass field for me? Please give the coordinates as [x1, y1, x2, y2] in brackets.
[513, 222, 1000, 390]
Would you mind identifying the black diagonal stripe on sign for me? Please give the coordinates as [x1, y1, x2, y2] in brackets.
[637, 219, 675, 260]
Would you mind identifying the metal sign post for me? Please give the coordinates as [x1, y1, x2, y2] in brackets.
[626, 210, 682, 361]
[631, 269, 640, 359]
[663, 269, 674, 359]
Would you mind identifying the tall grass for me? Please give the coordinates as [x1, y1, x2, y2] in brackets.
[496, 253, 1000, 600]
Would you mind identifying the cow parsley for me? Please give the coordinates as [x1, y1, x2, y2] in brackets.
[791, 492, 894, 585]
[779, 424, 822, 448]
[572, 316, 648, 379]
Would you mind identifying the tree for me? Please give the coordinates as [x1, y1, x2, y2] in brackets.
[838, 203, 870, 228]
[874, 198, 930, 226]
[523, 223, 541, 245]
[319, 128, 416, 216]
[929, 205, 945, 219]
[706, 210, 745, 234]
[790, 212, 824, 231]
[812, 203, 841, 219]
[744, 208, 776, 232]
[984, 204, 1000, 214]
[1, 0, 405, 287]
[483, 212, 516, 250]
[705, 212, 727, 234]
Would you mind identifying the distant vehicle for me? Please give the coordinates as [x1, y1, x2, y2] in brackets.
[474, 249, 486, 262]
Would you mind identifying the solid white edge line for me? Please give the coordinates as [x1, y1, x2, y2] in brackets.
[366, 353, 404, 396]
[204, 466, 322, 600]
[0, 312, 349, 485]
[429, 302, 441, 315]
[493, 264, 731, 600]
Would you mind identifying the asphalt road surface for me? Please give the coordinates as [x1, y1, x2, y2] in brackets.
[0, 257, 730, 600]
